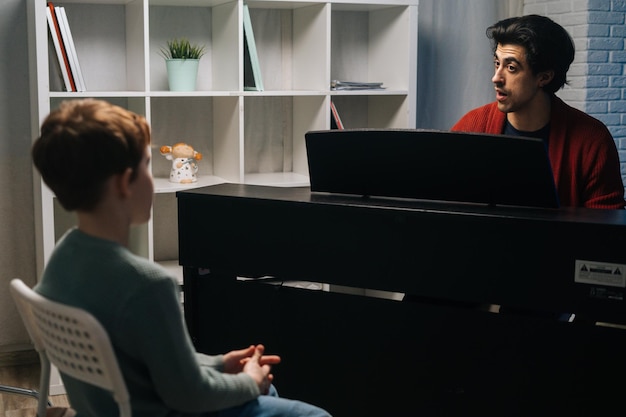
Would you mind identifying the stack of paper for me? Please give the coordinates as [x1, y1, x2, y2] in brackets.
[330, 80, 385, 91]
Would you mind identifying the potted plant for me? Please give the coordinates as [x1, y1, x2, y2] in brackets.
[160, 38, 206, 91]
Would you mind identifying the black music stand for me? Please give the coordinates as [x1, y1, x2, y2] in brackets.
[305, 129, 560, 208]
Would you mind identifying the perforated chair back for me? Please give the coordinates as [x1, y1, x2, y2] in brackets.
[10, 279, 131, 417]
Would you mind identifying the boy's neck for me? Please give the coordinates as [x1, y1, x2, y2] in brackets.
[77, 211, 130, 247]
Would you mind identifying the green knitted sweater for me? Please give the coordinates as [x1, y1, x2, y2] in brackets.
[36, 228, 259, 417]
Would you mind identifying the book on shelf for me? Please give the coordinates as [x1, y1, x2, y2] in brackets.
[46, 2, 74, 92]
[55, 6, 86, 92]
[331, 80, 385, 91]
[243, 3, 264, 91]
[330, 101, 344, 130]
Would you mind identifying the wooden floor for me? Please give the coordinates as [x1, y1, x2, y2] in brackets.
[0, 351, 70, 417]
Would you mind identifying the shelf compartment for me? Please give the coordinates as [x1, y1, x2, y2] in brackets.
[149, 1, 239, 92]
[331, 94, 412, 129]
[331, 4, 412, 92]
[243, 95, 325, 186]
[50, 1, 146, 92]
[245, 2, 328, 92]
[150, 95, 242, 185]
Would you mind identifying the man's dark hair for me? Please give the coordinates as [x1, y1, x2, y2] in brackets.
[32, 99, 151, 211]
[487, 14, 575, 93]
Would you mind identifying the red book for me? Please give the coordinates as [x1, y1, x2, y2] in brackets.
[330, 101, 344, 130]
[47, 2, 76, 92]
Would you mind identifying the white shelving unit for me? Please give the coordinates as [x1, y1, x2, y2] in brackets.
[27, 0, 417, 393]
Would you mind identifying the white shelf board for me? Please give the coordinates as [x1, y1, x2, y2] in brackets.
[149, 0, 235, 7]
[147, 90, 236, 97]
[58, 0, 137, 4]
[153, 175, 227, 193]
[244, 172, 310, 187]
[330, 89, 409, 96]
[49, 91, 148, 98]
[242, 90, 329, 97]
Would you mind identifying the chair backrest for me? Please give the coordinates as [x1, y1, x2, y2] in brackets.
[10, 279, 132, 417]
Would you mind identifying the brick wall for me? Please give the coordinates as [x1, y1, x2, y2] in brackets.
[524, 0, 626, 188]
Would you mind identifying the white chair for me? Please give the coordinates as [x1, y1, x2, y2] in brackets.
[0, 383, 51, 406]
[9, 278, 131, 417]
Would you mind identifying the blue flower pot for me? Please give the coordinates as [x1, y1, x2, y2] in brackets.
[166, 59, 200, 91]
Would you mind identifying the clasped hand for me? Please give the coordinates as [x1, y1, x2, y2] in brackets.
[223, 344, 281, 395]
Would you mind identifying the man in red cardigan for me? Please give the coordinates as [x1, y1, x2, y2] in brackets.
[452, 14, 625, 209]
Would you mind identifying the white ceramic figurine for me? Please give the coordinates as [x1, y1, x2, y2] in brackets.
[160, 143, 202, 184]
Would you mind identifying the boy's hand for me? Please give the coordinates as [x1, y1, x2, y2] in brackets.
[223, 344, 281, 374]
[242, 344, 274, 394]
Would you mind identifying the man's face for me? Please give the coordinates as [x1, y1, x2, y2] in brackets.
[492, 43, 547, 115]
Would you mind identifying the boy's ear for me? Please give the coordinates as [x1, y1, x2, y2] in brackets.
[115, 167, 134, 198]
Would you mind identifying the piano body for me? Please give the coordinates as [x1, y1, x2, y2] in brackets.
[178, 183, 626, 417]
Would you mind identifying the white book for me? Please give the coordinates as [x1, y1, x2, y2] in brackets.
[54, 6, 78, 91]
[57, 6, 86, 92]
[45, 6, 72, 91]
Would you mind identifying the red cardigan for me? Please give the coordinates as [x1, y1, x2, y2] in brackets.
[452, 96, 625, 209]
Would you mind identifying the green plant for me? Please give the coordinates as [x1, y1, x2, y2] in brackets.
[160, 38, 206, 60]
